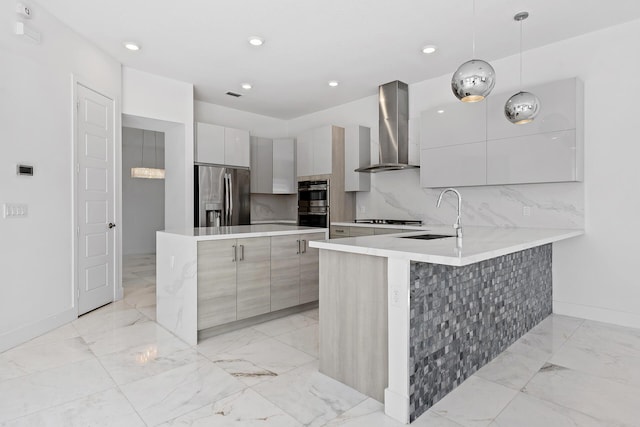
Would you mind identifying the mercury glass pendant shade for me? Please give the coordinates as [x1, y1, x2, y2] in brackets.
[451, 59, 496, 102]
[504, 11, 540, 125]
[504, 91, 540, 124]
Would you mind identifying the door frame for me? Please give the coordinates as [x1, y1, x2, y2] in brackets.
[71, 74, 122, 317]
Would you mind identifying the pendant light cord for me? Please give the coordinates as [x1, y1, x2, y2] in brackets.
[519, 17, 523, 90]
[472, 0, 476, 58]
[141, 129, 145, 168]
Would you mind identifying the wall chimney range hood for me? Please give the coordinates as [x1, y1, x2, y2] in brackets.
[355, 80, 419, 173]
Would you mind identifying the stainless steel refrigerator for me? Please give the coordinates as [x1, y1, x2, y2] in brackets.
[194, 165, 251, 227]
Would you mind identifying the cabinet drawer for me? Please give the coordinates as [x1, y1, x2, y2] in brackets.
[349, 227, 375, 237]
[330, 226, 349, 238]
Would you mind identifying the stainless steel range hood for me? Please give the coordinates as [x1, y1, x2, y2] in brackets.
[355, 80, 419, 173]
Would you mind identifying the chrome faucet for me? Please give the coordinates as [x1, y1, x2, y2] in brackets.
[436, 188, 463, 242]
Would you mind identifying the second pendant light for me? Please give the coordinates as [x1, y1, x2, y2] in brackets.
[504, 11, 540, 125]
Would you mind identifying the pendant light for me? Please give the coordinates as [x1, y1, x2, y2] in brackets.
[451, 0, 496, 103]
[504, 11, 540, 125]
[131, 130, 165, 179]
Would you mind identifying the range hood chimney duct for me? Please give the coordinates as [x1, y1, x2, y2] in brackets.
[355, 80, 419, 173]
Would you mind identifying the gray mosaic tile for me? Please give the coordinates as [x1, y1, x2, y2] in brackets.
[409, 244, 553, 421]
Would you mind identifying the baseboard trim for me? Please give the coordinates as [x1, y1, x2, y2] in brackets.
[553, 300, 640, 329]
[384, 388, 410, 424]
[0, 308, 77, 353]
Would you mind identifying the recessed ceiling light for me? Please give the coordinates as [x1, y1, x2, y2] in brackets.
[437, 109, 445, 114]
[241, 83, 252, 90]
[328, 80, 339, 87]
[422, 45, 437, 54]
[248, 36, 264, 46]
[123, 42, 140, 51]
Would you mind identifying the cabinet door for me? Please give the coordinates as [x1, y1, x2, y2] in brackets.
[344, 125, 371, 192]
[420, 142, 486, 188]
[272, 138, 295, 194]
[349, 226, 375, 237]
[374, 227, 406, 235]
[313, 126, 333, 175]
[296, 131, 313, 177]
[486, 78, 579, 140]
[421, 102, 486, 149]
[195, 122, 225, 165]
[224, 127, 250, 167]
[250, 137, 273, 193]
[299, 233, 321, 304]
[236, 237, 271, 320]
[197, 240, 237, 329]
[270, 234, 301, 311]
[487, 130, 577, 185]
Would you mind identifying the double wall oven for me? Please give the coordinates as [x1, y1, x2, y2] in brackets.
[297, 180, 329, 228]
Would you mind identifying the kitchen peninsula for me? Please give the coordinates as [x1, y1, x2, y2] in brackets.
[310, 226, 583, 423]
[156, 225, 327, 345]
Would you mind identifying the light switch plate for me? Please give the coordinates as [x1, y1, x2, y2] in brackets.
[3, 203, 28, 218]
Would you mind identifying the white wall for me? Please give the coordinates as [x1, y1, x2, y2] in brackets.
[287, 19, 640, 327]
[0, 4, 121, 351]
[122, 128, 165, 255]
[195, 100, 288, 138]
[122, 67, 194, 230]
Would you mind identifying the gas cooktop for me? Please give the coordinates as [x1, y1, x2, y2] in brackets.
[354, 219, 423, 225]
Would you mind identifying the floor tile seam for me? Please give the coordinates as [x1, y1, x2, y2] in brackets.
[249, 378, 367, 427]
[271, 333, 319, 359]
[542, 356, 640, 392]
[90, 347, 150, 425]
[430, 412, 466, 427]
[519, 362, 640, 423]
[509, 390, 612, 425]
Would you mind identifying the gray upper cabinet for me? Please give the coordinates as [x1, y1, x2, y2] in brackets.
[421, 101, 486, 149]
[250, 137, 296, 194]
[344, 125, 371, 192]
[296, 126, 333, 177]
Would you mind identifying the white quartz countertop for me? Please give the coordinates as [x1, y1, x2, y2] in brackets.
[310, 226, 584, 266]
[159, 224, 327, 241]
[331, 222, 428, 231]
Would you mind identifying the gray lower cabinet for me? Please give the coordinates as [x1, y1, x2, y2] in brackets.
[271, 234, 301, 311]
[197, 236, 271, 329]
[236, 237, 271, 320]
[300, 233, 321, 304]
[271, 233, 322, 309]
[198, 232, 321, 331]
[197, 239, 238, 329]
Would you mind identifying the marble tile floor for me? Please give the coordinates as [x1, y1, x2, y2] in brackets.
[1, 255, 639, 426]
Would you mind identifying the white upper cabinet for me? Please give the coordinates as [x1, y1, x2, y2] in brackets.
[421, 101, 486, 149]
[296, 125, 333, 177]
[224, 127, 250, 167]
[195, 122, 250, 167]
[486, 78, 581, 140]
[420, 142, 486, 188]
[344, 125, 371, 192]
[419, 77, 583, 188]
[250, 136, 295, 194]
[195, 122, 225, 165]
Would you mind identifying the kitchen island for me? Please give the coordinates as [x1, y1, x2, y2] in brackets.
[156, 225, 327, 345]
[310, 226, 583, 424]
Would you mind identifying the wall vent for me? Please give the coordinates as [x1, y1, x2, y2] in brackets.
[226, 91, 242, 97]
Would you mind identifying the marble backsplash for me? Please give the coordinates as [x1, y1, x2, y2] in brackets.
[250, 193, 297, 222]
[356, 170, 584, 229]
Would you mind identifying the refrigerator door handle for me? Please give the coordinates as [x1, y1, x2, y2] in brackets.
[229, 173, 234, 221]
[224, 173, 230, 225]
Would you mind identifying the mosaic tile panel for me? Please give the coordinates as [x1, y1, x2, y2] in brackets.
[408, 244, 553, 421]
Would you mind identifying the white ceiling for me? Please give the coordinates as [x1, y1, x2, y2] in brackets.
[36, 0, 640, 119]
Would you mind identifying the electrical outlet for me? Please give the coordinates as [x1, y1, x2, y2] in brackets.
[358, 205, 366, 214]
[391, 287, 401, 306]
[523, 206, 531, 217]
[3, 203, 28, 218]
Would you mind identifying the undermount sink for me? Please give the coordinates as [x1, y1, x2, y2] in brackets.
[399, 234, 454, 241]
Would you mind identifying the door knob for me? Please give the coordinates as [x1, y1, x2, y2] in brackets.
[108, 223, 116, 229]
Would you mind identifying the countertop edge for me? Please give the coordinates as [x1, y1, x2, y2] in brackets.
[310, 229, 584, 266]
[158, 226, 327, 241]
[331, 222, 428, 230]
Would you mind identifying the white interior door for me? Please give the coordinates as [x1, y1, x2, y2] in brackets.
[76, 83, 116, 315]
